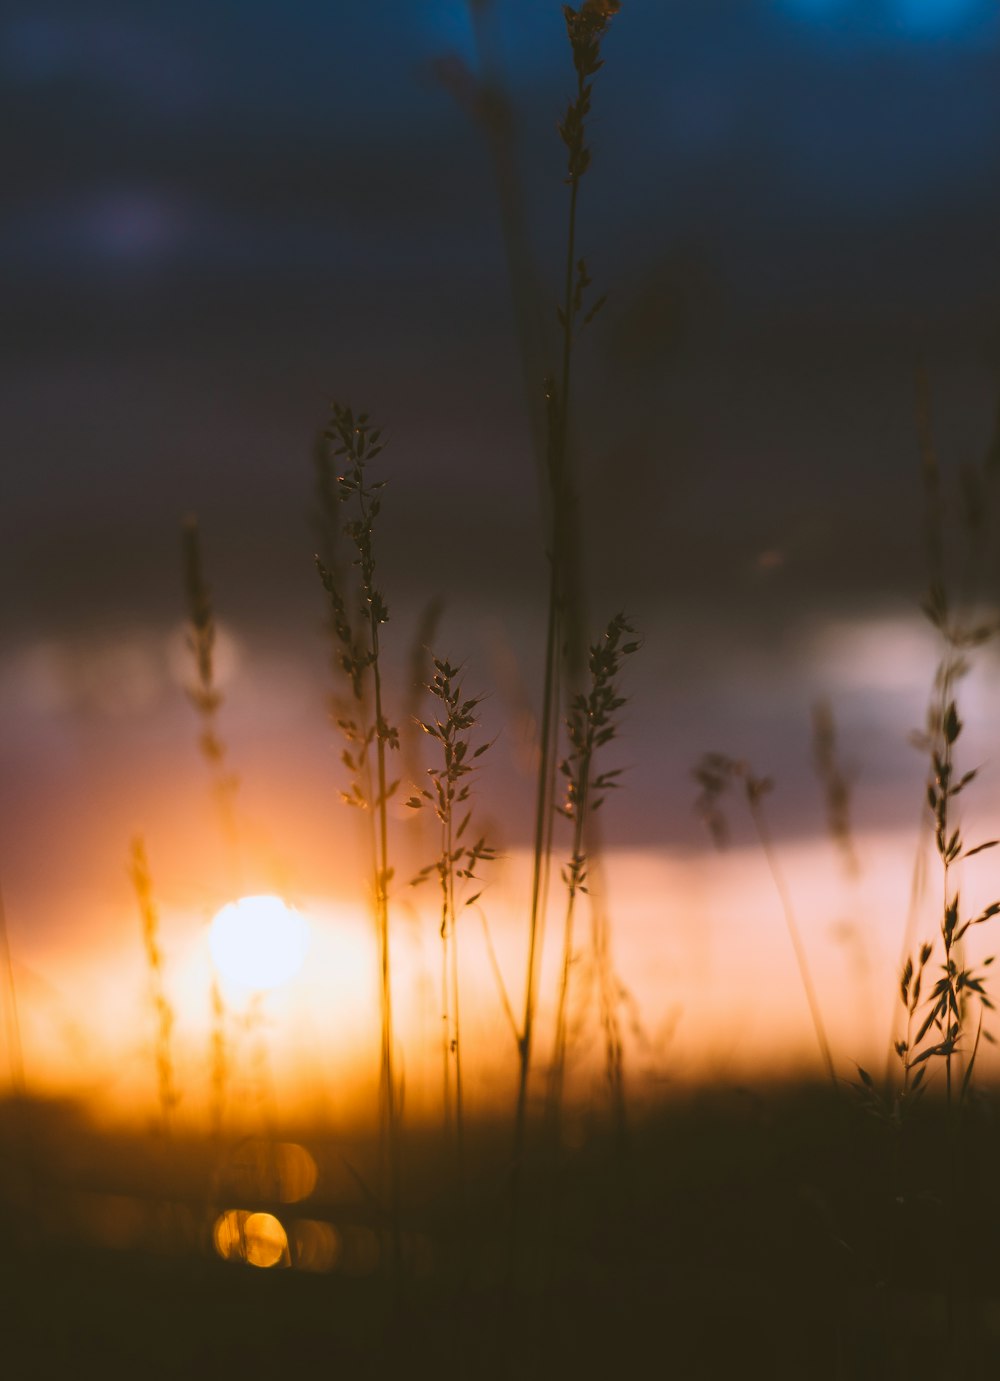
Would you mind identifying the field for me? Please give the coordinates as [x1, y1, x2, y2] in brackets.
[5, 2, 1000, 1376]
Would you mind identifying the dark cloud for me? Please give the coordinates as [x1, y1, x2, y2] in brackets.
[4, 1, 1000, 670]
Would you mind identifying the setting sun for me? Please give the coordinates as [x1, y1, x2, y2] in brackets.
[209, 895, 309, 991]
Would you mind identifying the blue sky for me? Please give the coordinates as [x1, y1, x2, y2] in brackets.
[780, 0, 995, 38]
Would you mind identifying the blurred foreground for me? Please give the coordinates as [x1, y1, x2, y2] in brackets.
[3, 1084, 1000, 1378]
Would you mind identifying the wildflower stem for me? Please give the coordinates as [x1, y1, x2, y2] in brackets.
[181, 515, 237, 1139]
[548, 616, 635, 1123]
[512, 9, 590, 1195]
[316, 404, 402, 1308]
[410, 659, 494, 1249]
[747, 797, 836, 1086]
[370, 618, 402, 1294]
[129, 837, 176, 1137]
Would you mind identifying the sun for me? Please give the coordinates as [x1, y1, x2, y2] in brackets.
[209, 895, 309, 991]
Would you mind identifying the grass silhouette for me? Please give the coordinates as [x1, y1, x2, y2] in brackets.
[315, 404, 404, 1301]
[9, 4, 1000, 1379]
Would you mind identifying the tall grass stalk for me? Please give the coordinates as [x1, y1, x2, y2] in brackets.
[129, 837, 177, 1136]
[899, 510, 999, 1342]
[891, 647, 999, 1353]
[884, 369, 960, 1082]
[512, 0, 619, 1199]
[694, 754, 836, 1084]
[547, 615, 638, 1134]
[182, 515, 236, 1139]
[885, 369, 1000, 1088]
[401, 599, 445, 857]
[182, 516, 241, 873]
[855, 380, 1000, 1356]
[590, 859, 628, 1131]
[409, 659, 495, 1197]
[315, 403, 403, 1300]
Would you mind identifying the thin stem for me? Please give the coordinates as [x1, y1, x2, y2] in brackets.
[317, 406, 402, 1308]
[410, 659, 492, 1280]
[449, 846, 465, 1198]
[934, 674, 959, 1355]
[475, 903, 519, 1043]
[441, 906, 451, 1134]
[591, 873, 626, 1140]
[559, 174, 580, 453]
[513, 561, 559, 1164]
[548, 898, 576, 1121]
[750, 800, 836, 1085]
[181, 516, 238, 1137]
[130, 838, 176, 1138]
[512, 56, 585, 1190]
[0, 881, 25, 1100]
[884, 807, 929, 1088]
[369, 615, 402, 1304]
[547, 746, 591, 1131]
[547, 615, 638, 1157]
[508, 6, 622, 1282]
[440, 785, 465, 1188]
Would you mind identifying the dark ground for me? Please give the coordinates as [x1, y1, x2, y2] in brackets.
[2, 1083, 1000, 1379]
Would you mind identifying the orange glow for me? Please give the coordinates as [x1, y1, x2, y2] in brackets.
[9, 828, 1000, 1126]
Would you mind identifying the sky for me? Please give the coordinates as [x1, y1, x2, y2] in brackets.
[3, 0, 1000, 1106]
[4, 0, 1000, 629]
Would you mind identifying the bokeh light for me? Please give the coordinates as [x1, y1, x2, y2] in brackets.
[215, 1139, 318, 1204]
[213, 1209, 289, 1268]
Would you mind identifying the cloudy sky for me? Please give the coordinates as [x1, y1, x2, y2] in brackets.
[3, 0, 1000, 929]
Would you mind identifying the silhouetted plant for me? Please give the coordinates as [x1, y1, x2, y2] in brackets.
[890, 371, 1000, 1115]
[898, 660, 998, 1101]
[873, 638, 999, 1355]
[885, 638, 999, 1128]
[849, 374, 1000, 1359]
[181, 515, 235, 1138]
[408, 658, 496, 1187]
[129, 837, 177, 1136]
[314, 402, 403, 1299]
[548, 614, 638, 1133]
[182, 516, 240, 856]
[513, 0, 621, 1209]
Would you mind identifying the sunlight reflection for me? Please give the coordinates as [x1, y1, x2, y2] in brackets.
[216, 1139, 318, 1203]
[213, 1209, 289, 1267]
[288, 1218, 340, 1272]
